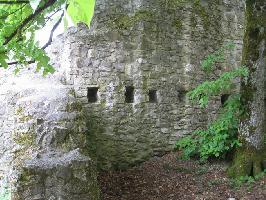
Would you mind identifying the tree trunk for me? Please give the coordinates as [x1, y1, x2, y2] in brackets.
[228, 0, 266, 178]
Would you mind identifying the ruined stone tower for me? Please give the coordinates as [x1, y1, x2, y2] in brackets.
[54, 0, 244, 169]
[0, 0, 244, 199]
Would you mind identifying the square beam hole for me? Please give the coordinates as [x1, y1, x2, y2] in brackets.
[87, 87, 98, 103]
[125, 86, 134, 103]
[221, 94, 230, 106]
[178, 90, 187, 102]
[148, 90, 157, 103]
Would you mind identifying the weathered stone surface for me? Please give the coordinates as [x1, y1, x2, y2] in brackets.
[0, 0, 245, 198]
[14, 149, 100, 200]
[48, 0, 244, 169]
[0, 68, 99, 198]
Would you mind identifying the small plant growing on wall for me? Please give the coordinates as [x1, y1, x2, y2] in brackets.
[176, 43, 249, 161]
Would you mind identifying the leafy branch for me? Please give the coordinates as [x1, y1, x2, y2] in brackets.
[42, 10, 64, 49]
[0, 1, 29, 4]
[176, 43, 249, 161]
[0, 0, 95, 75]
[3, 0, 57, 45]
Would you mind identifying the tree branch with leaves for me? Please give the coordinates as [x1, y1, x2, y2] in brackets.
[0, 0, 95, 75]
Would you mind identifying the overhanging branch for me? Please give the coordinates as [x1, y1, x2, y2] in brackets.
[7, 60, 35, 66]
[0, 1, 29, 4]
[42, 10, 64, 50]
[3, 0, 57, 45]
[1, 10, 64, 68]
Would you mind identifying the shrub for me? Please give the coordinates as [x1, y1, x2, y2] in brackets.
[176, 43, 249, 161]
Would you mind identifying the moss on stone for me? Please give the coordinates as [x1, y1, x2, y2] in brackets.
[157, 0, 188, 9]
[109, 10, 155, 30]
[172, 19, 183, 30]
[100, 99, 107, 109]
[142, 76, 148, 92]
[19, 169, 32, 184]
[14, 131, 35, 147]
[15, 106, 33, 123]
[18, 115, 33, 123]
[68, 88, 76, 97]
[15, 106, 24, 115]
[191, 0, 210, 30]
[227, 146, 266, 178]
[66, 101, 83, 112]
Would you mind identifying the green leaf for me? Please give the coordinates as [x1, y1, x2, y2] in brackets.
[67, 0, 95, 26]
[0, 53, 8, 69]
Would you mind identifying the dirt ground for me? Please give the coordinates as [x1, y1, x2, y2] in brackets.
[99, 152, 266, 200]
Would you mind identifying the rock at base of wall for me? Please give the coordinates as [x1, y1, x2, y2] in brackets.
[13, 149, 100, 200]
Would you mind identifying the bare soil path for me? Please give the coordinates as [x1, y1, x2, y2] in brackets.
[99, 152, 266, 200]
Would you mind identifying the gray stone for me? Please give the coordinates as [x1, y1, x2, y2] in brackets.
[14, 149, 100, 200]
[0, 0, 245, 198]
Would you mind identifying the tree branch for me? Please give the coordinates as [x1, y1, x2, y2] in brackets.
[44, 8, 61, 23]
[3, 0, 57, 45]
[1, 10, 63, 68]
[6, 60, 35, 66]
[0, 1, 29, 4]
[41, 10, 64, 50]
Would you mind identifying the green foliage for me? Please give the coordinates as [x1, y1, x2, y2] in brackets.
[67, 0, 95, 26]
[176, 43, 249, 161]
[188, 67, 248, 108]
[201, 43, 235, 73]
[0, 0, 95, 75]
[230, 169, 266, 189]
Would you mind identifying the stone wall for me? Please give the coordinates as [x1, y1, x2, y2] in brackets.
[49, 0, 244, 169]
[0, 68, 100, 199]
[0, 0, 245, 197]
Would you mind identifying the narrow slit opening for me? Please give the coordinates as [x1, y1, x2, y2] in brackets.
[125, 86, 134, 103]
[221, 94, 230, 106]
[87, 87, 98, 103]
[178, 90, 187, 102]
[148, 90, 157, 103]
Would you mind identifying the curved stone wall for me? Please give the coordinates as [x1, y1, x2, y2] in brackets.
[52, 0, 244, 169]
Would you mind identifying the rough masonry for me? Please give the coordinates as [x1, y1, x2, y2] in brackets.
[0, 0, 245, 198]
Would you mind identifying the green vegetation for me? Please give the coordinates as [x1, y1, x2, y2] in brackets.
[0, 0, 95, 75]
[229, 169, 266, 189]
[176, 43, 249, 161]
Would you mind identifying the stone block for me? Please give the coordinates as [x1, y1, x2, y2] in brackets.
[14, 149, 100, 200]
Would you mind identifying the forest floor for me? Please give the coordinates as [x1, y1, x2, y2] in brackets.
[99, 152, 266, 200]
